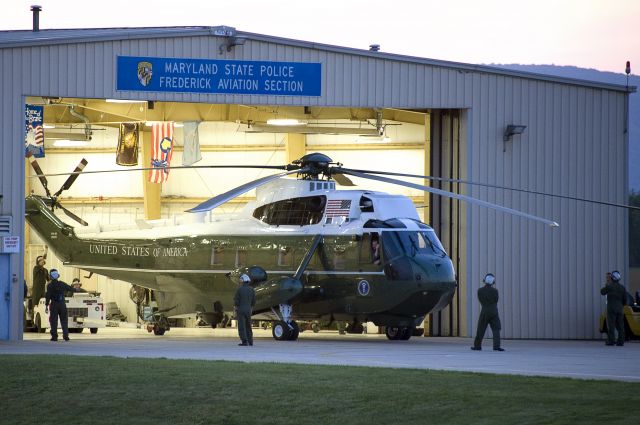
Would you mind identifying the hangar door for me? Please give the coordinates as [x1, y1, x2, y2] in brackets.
[428, 109, 464, 337]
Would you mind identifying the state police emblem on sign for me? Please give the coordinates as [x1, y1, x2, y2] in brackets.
[357, 280, 370, 296]
[137, 61, 153, 86]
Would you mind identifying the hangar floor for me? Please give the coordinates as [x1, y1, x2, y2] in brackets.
[2, 329, 638, 382]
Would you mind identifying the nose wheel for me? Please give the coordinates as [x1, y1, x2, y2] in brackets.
[385, 326, 413, 340]
[272, 320, 299, 341]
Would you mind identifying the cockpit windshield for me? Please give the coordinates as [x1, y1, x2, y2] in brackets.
[381, 230, 447, 259]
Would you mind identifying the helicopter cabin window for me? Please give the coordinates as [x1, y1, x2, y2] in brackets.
[278, 246, 292, 267]
[333, 245, 347, 270]
[359, 196, 374, 213]
[235, 249, 248, 267]
[359, 233, 382, 267]
[253, 196, 326, 226]
[210, 246, 224, 266]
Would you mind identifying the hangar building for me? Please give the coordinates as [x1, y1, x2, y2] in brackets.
[0, 19, 633, 341]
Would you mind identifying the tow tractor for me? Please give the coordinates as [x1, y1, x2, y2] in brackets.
[29, 292, 106, 334]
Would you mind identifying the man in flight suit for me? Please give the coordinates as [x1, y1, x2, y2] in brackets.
[32, 246, 49, 306]
[45, 269, 78, 341]
[471, 273, 504, 351]
[234, 273, 256, 346]
[600, 271, 627, 346]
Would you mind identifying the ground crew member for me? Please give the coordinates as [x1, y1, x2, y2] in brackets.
[600, 271, 627, 346]
[65, 278, 86, 297]
[32, 246, 49, 306]
[471, 273, 504, 351]
[234, 273, 256, 346]
[45, 269, 77, 341]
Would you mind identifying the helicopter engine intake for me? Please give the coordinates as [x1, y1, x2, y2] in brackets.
[253, 276, 304, 312]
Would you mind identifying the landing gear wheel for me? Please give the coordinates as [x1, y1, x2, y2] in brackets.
[400, 327, 412, 340]
[90, 328, 98, 334]
[311, 322, 320, 333]
[347, 322, 364, 334]
[289, 321, 300, 341]
[153, 326, 166, 336]
[272, 321, 291, 341]
[385, 326, 402, 340]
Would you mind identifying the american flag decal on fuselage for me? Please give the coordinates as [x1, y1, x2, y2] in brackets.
[325, 199, 352, 217]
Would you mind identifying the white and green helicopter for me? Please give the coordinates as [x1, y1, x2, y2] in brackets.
[26, 152, 561, 340]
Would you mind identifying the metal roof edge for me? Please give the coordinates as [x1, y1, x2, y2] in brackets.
[0, 26, 635, 94]
[237, 30, 637, 93]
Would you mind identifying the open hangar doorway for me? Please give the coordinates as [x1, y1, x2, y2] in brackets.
[24, 97, 467, 338]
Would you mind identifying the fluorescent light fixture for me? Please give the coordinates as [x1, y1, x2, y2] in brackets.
[266, 119, 307, 126]
[53, 139, 88, 147]
[356, 135, 391, 143]
[145, 121, 183, 127]
[106, 99, 146, 103]
[43, 124, 55, 129]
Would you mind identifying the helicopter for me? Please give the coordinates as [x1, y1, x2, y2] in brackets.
[25, 152, 560, 340]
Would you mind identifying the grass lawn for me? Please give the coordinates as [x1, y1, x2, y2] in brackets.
[1, 355, 637, 424]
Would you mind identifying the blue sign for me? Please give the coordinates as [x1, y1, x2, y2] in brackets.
[117, 56, 321, 96]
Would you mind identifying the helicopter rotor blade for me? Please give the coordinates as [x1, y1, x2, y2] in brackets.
[53, 158, 88, 198]
[27, 164, 290, 179]
[338, 167, 640, 212]
[28, 155, 52, 198]
[186, 167, 309, 213]
[340, 169, 559, 227]
[330, 173, 356, 186]
[57, 203, 89, 226]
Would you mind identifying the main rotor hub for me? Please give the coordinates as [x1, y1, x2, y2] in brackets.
[293, 152, 338, 180]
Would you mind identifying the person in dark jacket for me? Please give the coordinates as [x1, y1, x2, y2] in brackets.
[32, 246, 49, 306]
[234, 274, 256, 346]
[471, 273, 504, 351]
[45, 268, 78, 341]
[600, 271, 627, 346]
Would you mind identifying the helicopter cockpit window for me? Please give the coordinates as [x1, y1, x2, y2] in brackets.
[253, 196, 326, 226]
[383, 231, 447, 258]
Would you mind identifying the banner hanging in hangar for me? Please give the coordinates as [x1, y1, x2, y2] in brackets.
[116, 122, 140, 166]
[149, 122, 174, 183]
[24, 104, 45, 158]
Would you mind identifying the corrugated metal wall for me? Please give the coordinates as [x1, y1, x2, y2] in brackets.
[0, 33, 629, 339]
[465, 76, 629, 339]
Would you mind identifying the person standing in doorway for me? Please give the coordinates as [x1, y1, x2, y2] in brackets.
[32, 246, 49, 306]
[471, 273, 504, 351]
[45, 269, 78, 341]
[600, 271, 627, 346]
[234, 274, 256, 346]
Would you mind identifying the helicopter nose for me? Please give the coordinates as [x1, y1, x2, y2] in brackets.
[414, 255, 456, 286]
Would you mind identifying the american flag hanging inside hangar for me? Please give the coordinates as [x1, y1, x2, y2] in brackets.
[325, 199, 352, 217]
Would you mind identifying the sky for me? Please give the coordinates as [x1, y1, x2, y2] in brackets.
[1, 0, 639, 74]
